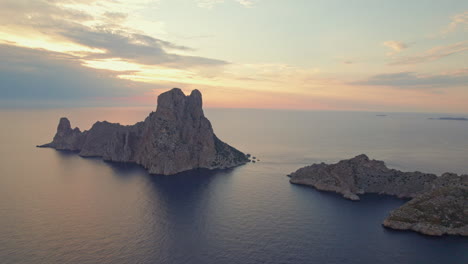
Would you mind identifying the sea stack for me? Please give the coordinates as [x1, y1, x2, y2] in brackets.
[39, 88, 249, 175]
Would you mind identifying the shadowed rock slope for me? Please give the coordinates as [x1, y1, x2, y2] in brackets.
[288, 155, 467, 236]
[39, 88, 249, 175]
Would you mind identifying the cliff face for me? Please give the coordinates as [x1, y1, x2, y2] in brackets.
[288, 154, 437, 200]
[39, 88, 248, 175]
[288, 155, 468, 236]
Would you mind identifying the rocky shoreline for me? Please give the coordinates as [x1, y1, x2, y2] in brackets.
[39, 88, 249, 175]
[288, 155, 468, 236]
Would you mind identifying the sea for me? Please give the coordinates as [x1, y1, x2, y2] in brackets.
[0, 107, 467, 264]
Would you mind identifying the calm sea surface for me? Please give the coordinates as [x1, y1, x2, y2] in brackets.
[0, 108, 467, 264]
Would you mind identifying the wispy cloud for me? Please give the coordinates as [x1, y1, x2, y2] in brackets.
[235, 0, 254, 8]
[351, 70, 468, 89]
[442, 11, 468, 35]
[389, 41, 467, 65]
[102, 12, 128, 23]
[61, 25, 228, 67]
[196, 0, 224, 9]
[383, 41, 409, 55]
[334, 56, 358, 65]
[196, 0, 255, 9]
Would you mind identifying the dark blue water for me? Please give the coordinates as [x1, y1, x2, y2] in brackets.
[0, 108, 467, 264]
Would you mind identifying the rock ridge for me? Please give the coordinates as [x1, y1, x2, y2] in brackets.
[288, 154, 438, 200]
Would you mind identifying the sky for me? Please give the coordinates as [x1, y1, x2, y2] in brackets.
[0, 0, 467, 113]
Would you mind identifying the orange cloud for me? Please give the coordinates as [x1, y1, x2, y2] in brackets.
[383, 41, 409, 55]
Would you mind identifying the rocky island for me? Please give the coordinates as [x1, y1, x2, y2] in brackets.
[429, 117, 468, 121]
[39, 88, 249, 175]
[288, 154, 438, 201]
[288, 155, 468, 236]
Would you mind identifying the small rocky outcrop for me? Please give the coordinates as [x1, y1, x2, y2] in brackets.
[288, 154, 437, 200]
[39, 88, 249, 175]
[288, 155, 468, 236]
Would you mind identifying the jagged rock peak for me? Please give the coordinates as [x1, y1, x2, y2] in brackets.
[189, 89, 202, 102]
[57, 117, 72, 131]
[56, 117, 81, 133]
[351, 154, 369, 161]
[53, 117, 73, 143]
[156, 88, 203, 118]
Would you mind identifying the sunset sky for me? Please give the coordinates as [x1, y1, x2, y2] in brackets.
[1, 0, 467, 113]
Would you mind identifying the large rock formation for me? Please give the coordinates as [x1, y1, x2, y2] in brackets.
[39, 88, 249, 175]
[288, 155, 468, 236]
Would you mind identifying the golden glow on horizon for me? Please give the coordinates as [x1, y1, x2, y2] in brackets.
[82, 57, 341, 96]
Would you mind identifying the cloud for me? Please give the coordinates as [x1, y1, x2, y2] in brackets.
[333, 56, 357, 65]
[0, 0, 97, 24]
[0, 0, 227, 69]
[443, 11, 468, 34]
[383, 41, 408, 55]
[102, 12, 128, 23]
[196, 0, 255, 9]
[389, 41, 468, 65]
[0, 44, 161, 103]
[61, 24, 228, 67]
[196, 0, 225, 9]
[235, 0, 254, 8]
[351, 71, 468, 89]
